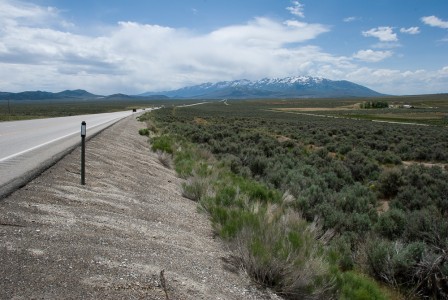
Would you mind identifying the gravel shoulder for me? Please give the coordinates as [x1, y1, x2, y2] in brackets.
[0, 115, 278, 299]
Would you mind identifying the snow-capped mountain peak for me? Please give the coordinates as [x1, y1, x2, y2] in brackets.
[201, 76, 325, 88]
[140, 76, 383, 98]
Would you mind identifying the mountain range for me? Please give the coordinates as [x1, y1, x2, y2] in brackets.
[0, 90, 166, 101]
[0, 76, 383, 100]
[0, 89, 100, 100]
[141, 76, 384, 98]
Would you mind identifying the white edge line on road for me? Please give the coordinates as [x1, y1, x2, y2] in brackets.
[0, 116, 125, 163]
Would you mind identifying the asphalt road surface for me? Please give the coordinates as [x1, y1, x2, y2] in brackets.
[0, 110, 144, 198]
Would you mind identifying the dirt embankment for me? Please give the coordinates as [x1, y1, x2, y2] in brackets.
[0, 115, 277, 299]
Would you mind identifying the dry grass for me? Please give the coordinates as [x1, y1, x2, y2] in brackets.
[234, 208, 335, 300]
[181, 173, 211, 202]
[413, 251, 448, 299]
[193, 117, 208, 125]
[145, 119, 159, 134]
[157, 150, 173, 169]
[372, 112, 446, 120]
[272, 104, 359, 112]
[402, 161, 448, 172]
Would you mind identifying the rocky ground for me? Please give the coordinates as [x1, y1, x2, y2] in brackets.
[0, 115, 280, 299]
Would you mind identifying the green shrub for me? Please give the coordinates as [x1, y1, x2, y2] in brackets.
[214, 185, 239, 207]
[249, 156, 268, 176]
[374, 150, 401, 165]
[366, 222, 447, 297]
[337, 183, 376, 214]
[174, 149, 195, 178]
[393, 186, 431, 211]
[403, 208, 448, 247]
[317, 203, 347, 233]
[328, 236, 354, 272]
[378, 168, 404, 198]
[366, 238, 426, 286]
[151, 135, 176, 154]
[338, 272, 388, 300]
[239, 178, 281, 203]
[235, 209, 335, 299]
[392, 242, 425, 283]
[222, 154, 243, 174]
[212, 207, 259, 239]
[297, 184, 328, 213]
[366, 239, 394, 284]
[343, 150, 380, 182]
[138, 128, 149, 136]
[343, 213, 374, 234]
[375, 209, 406, 239]
[388, 165, 448, 215]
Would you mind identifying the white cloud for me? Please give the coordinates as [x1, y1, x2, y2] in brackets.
[0, 0, 68, 30]
[208, 18, 329, 48]
[0, 1, 55, 21]
[0, 0, 447, 96]
[440, 66, 448, 75]
[353, 49, 393, 62]
[0, 1, 332, 94]
[343, 17, 359, 23]
[372, 42, 402, 49]
[286, 1, 305, 18]
[421, 16, 448, 29]
[345, 66, 448, 95]
[362, 26, 398, 42]
[400, 27, 420, 35]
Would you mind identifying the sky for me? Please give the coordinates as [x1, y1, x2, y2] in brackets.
[0, 0, 447, 95]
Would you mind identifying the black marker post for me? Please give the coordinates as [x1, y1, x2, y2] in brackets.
[81, 121, 86, 185]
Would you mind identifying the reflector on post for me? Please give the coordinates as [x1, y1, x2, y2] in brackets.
[81, 121, 86, 185]
[81, 121, 86, 137]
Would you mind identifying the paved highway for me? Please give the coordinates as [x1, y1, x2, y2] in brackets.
[0, 110, 145, 198]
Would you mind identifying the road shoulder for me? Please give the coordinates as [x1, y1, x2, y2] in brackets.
[0, 115, 278, 299]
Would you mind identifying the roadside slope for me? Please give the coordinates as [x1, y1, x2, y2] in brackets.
[0, 115, 275, 299]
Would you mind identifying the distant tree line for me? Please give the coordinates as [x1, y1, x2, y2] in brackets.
[360, 100, 389, 109]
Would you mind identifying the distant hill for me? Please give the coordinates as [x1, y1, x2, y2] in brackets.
[140, 76, 384, 99]
[0, 89, 101, 100]
[0, 89, 169, 101]
[105, 93, 169, 100]
[55, 89, 99, 98]
[104, 93, 136, 100]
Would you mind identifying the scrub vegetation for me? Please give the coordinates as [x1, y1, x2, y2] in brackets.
[138, 96, 448, 299]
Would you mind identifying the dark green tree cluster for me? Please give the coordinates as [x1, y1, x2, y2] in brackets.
[360, 101, 389, 109]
